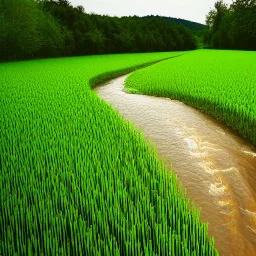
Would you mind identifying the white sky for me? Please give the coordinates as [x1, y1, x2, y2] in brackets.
[68, 0, 233, 24]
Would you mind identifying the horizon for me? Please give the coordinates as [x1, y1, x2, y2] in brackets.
[68, 0, 233, 24]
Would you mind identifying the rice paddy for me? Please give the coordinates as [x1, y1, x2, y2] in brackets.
[126, 49, 256, 146]
[0, 52, 218, 255]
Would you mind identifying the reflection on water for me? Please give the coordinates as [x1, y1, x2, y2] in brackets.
[94, 75, 256, 256]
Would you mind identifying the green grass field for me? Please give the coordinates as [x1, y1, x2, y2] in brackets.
[126, 49, 256, 146]
[0, 52, 218, 255]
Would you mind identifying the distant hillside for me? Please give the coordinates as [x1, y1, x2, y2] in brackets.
[143, 15, 207, 31]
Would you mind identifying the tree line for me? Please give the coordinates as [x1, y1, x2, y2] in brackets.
[0, 0, 197, 62]
[205, 0, 256, 50]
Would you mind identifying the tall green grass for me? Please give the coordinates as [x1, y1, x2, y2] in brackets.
[0, 52, 218, 255]
[126, 49, 256, 146]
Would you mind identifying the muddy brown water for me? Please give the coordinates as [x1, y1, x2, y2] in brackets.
[94, 75, 256, 256]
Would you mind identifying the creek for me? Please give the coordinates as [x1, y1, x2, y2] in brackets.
[94, 75, 256, 256]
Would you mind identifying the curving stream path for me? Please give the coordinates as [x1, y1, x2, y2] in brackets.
[94, 75, 256, 256]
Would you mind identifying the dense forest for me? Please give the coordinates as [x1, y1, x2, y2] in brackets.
[0, 0, 198, 62]
[205, 0, 256, 50]
[1, 0, 254, 62]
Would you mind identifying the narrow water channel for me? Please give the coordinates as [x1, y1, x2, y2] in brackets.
[94, 75, 256, 256]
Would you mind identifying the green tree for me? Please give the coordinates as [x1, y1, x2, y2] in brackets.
[0, 0, 68, 61]
[0, 0, 41, 60]
[206, 1, 229, 48]
[230, 0, 256, 49]
[205, 0, 256, 50]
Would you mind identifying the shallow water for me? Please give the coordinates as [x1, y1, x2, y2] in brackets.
[94, 75, 256, 256]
